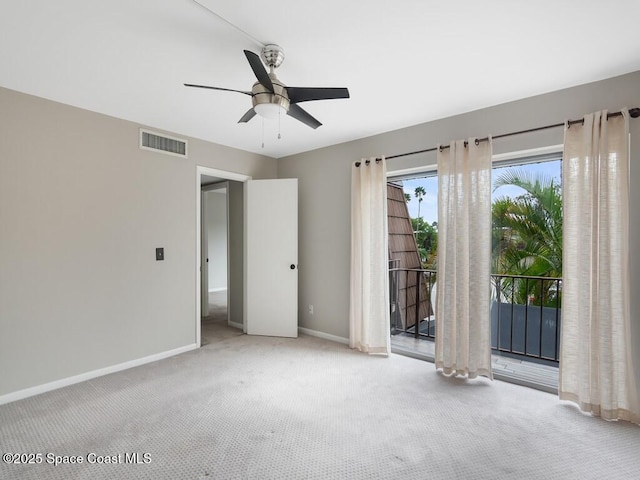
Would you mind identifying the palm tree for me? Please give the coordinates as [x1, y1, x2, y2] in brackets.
[414, 186, 426, 218]
[411, 217, 438, 268]
[492, 169, 562, 306]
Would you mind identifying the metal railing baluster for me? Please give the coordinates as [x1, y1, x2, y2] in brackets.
[388, 269, 561, 365]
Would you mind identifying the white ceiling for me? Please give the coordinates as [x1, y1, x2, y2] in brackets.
[2, 0, 639, 159]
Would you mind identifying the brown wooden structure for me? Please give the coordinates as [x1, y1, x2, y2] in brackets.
[387, 183, 430, 331]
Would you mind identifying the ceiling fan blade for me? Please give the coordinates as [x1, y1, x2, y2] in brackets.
[184, 84, 252, 96]
[287, 104, 322, 129]
[238, 108, 257, 123]
[285, 87, 350, 104]
[244, 50, 274, 92]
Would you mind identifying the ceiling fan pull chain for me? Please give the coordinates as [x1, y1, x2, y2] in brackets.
[278, 108, 282, 140]
[261, 117, 265, 148]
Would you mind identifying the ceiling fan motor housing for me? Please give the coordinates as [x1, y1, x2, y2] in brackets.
[251, 73, 290, 114]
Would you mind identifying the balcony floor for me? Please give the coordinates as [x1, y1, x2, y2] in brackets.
[390, 333, 559, 394]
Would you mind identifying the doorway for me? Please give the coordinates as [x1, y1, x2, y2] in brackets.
[201, 182, 229, 344]
[196, 166, 251, 348]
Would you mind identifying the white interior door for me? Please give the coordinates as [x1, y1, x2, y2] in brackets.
[245, 178, 298, 337]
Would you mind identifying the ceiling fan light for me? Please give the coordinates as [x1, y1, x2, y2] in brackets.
[254, 102, 285, 119]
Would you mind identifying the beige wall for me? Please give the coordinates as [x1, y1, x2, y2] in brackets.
[0, 87, 276, 397]
[278, 71, 640, 385]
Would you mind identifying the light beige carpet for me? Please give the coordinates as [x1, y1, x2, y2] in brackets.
[204, 290, 227, 322]
[201, 290, 237, 347]
[201, 317, 243, 346]
[1, 328, 639, 479]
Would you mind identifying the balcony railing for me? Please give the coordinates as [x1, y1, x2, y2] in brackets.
[388, 264, 436, 340]
[491, 274, 562, 364]
[389, 267, 562, 365]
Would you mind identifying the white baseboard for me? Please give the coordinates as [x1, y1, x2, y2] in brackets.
[208, 287, 227, 293]
[298, 327, 349, 345]
[0, 343, 198, 406]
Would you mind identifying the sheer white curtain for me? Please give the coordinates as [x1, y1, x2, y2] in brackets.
[560, 109, 639, 423]
[349, 157, 390, 355]
[435, 139, 493, 379]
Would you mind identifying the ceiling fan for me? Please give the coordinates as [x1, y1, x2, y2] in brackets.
[185, 44, 350, 129]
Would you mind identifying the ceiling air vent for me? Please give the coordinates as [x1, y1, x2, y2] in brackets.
[140, 129, 188, 158]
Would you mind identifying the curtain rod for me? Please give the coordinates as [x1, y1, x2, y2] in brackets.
[384, 107, 640, 160]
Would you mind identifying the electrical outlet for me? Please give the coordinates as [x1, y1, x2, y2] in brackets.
[309, 305, 314, 315]
[156, 247, 164, 261]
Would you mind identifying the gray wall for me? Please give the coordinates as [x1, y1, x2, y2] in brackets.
[0, 87, 276, 396]
[278, 71, 640, 384]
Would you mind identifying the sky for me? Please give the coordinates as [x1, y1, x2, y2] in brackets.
[402, 160, 562, 224]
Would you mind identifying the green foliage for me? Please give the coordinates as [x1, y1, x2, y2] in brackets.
[403, 167, 562, 305]
[492, 168, 562, 306]
[411, 217, 438, 269]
